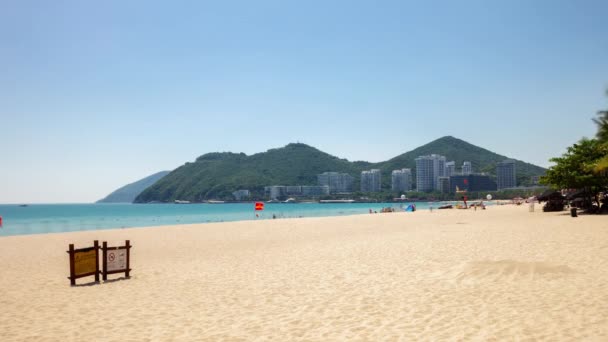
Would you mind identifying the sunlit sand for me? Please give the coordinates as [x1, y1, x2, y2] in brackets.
[1, 204, 607, 340]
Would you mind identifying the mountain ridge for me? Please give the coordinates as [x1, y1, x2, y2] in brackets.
[97, 171, 171, 203]
[376, 136, 543, 182]
[134, 136, 546, 203]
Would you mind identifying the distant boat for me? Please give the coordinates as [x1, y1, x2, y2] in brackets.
[18, 204, 28, 207]
[174, 200, 191, 204]
[319, 199, 355, 203]
[284, 198, 297, 203]
[267, 199, 280, 203]
[207, 200, 225, 204]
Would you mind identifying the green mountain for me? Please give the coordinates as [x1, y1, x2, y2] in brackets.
[135, 144, 371, 203]
[375, 136, 545, 188]
[97, 171, 171, 203]
[135, 136, 546, 203]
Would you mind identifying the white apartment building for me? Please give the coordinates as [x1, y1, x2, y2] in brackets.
[391, 168, 412, 192]
[361, 169, 382, 192]
[416, 154, 446, 192]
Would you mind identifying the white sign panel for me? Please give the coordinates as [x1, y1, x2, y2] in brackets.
[106, 249, 127, 272]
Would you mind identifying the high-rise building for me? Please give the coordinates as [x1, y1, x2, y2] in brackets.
[285, 186, 302, 195]
[415, 154, 446, 192]
[232, 189, 250, 201]
[445, 161, 456, 178]
[416, 156, 434, 192]
[301, 186, 330, 196]
[317, 172, 354, 193]
[265, 186, 286, 199]
[360, 169, 382, 192]
[433, 157, 446, 191]
[264, 185, 329, 199]
[437, 176, 450, 193]
[449, 175, 497, 192]
[497, 159, 516, 189]
[462, 161, 472, 175]
[391, 168, 412, 192]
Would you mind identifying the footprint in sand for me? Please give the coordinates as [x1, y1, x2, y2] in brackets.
[452, 260, 576, 283]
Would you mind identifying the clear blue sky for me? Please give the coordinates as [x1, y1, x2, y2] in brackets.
[1, 0, 607, 203]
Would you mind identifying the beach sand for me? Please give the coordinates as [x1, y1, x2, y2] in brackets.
[1, 205, 607, 341]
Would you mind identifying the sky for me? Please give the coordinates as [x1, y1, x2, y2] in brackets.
[1, 0, 607, 203]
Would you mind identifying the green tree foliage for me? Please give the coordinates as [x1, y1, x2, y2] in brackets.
[593, 89, 608, 142]
[592, 89, 608, 173]
[539, 87, 608, 211]
[540, 139, 608, 204]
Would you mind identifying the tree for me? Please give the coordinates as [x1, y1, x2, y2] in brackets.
[592, 89, 608, 173]
[541, 138, 608, 207]
[593, 89, 608, 142]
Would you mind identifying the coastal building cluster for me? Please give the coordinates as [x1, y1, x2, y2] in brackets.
[259, 155, 521, 200]
[414, 155, 517, 193]
[232, 189, 250, 201]
[264, 185, 330, 199]
[317, 172, 354, 193]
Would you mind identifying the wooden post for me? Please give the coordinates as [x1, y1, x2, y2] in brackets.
[102, 241, 108, 281]
[94, 240, 100, 283]
[125, 240, 131, 278]
[68, 244, 75, 286]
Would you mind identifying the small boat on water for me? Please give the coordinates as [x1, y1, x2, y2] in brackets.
[174, 200, 191, 204]
[207, 200, 225, 204]
[284, 198, 297, 203]
[18, 204, 28, 207]
[319, 199, 355, 203]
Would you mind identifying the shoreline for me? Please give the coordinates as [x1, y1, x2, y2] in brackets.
[0, 201, 455, 237]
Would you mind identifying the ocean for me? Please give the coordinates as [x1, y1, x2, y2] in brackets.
[0, 202, 435, 237]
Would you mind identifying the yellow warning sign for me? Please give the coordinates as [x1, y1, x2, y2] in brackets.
[74, 249, 97, 276]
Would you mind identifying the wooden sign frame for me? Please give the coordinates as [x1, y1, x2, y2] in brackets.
[102, 240, 132, 281]
[67, 240, 100, 286]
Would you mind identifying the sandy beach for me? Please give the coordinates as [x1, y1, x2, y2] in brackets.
[1, 204, 607, 341]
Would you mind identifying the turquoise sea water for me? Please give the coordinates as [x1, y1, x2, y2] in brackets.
[0, 202, 434, 237]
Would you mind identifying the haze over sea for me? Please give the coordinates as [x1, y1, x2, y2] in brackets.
[0, 202, 438, 237]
